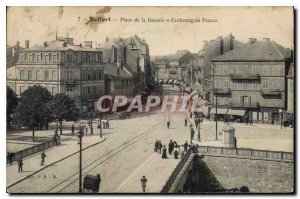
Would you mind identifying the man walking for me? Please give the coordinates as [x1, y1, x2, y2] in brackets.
[18, 157, 23, 173]
[184, 118, 188, 127]
[168, 140, 173, 154]
[71, 123, 75, 135]
[167, 121, 170, 129]
[184, 141, 189, 152]
[154, 140, 159, 152]
[190, 128, 195, 144]
[158, 141, 163, 154]
[41, 151, 47, 166]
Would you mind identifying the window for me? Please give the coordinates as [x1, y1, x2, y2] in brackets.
[273, 81, 280, 89]
[52, 70, 58, 80]
[215, 80, 221, 88]
[98, 71, 102, 79]
[36, 70, 42, 80]
[29, 54, 33, 62]
[37, 54, 41, 62]
[44, 70, 49, 80]
[262, 82, 269, 89]
[28, 70, 32, 80]
[87, 87, 91, 95]
[223, 66, 229, 75]
[243, 66, 248, 74]
[87, 73, 91, 80]
[53, 54, 57, 62]
[81, 53, 86, 62]
[263, 66, 269, 76]
[224, 80, 229, 88]
[232, 67, 237, 74]
[252, 66, 257, 74]
[45, 54, 49, 62]
[95, 54, 99, 62]
[93, 71, 97, 80]
[81, 71, 86, 80]
[20, 70, 25, 80]
[66, 88, 73, 92]
[233, 82, 237, 89]
[274, 65, 279, 76]
[67, 54, 72, 62]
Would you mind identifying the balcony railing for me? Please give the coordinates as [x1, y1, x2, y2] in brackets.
[214, 88, 231, 95]
[260, 89, 281, 96]
[230, 102, 260, 108]
[64, 80, 77, 85]
[230, 74, 260, 80]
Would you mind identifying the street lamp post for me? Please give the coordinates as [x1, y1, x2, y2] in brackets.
[140, 176, 147, 193]
[78, 125, 83, 193]
[99, 113, 103, 138]
[90, 110, 93, 135]
[215, 93, 218, 140]
[197, 118, 201, 141]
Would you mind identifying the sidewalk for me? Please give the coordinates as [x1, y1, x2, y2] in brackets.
[6, 134, 106, 187]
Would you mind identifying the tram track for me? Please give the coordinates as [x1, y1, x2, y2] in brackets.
[46, 112, 177, 193]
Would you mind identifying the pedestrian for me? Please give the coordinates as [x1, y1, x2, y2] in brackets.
[190, 112, 193, 118]
[106, 121, 110, 129]
[168, 140, 173, 154]
[190, 128, 195, 144]
[18, 157, 23, 173]
[8, 152, 14, 165]
[41, 151, 47, 166]
[162, 145, 168, 159]
[181, 150, 184, 158]
[184, 141, 189, 152]
[85, 126, 88, 135]
[71, 123, 75, 135]
[103, 121, 106, 129]
[158, 141, 163, 154]
[53, 135, 58, 145]
[174, 150, 179, 159]
[184, 118, 188, 127]
[154, 140, 159, 152]
[250, 118, 254, 126]
[167, 121, 170, 129]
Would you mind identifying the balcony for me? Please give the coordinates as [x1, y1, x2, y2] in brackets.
[230, 102, 260, 108]
[230, 74, 260, 80]
[64, 80, 77, 85]
[260, 89, 281, 97]
[214, 88, 231, 95]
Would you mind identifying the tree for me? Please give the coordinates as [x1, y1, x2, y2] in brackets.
[13, 85, 52, 141]
[48, 93, 80, 135]
[7, 86, 18, 128]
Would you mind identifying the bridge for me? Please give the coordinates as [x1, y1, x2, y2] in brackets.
[161, 146, 294, 193]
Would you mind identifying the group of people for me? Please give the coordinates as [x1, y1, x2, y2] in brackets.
[155, 140, 190, 160]
[9, 150, 47, 173]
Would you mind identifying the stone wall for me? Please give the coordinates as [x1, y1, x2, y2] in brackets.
[201, 155, 294, 193]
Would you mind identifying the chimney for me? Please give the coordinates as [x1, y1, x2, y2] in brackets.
[44, 42, 49, 47]
[249, 38, 257, 44]
[16, 41, 20, 47]
[25, 40, 30, 48]
[117, 68, 120, 76]
[62, 42, 67, 47]
[84, 41, 93, 48]
[217, 36, 222, 39]
[203, 40, 208, 46]
[263, 38, 270, 42]
[79, 43, 82, 48]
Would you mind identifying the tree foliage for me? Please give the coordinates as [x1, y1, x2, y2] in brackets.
[6, 86, 18, 127]
[48, 93, 80, 134]
[13, 85, 52, 139]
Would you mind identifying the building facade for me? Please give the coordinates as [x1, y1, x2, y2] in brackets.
[7, 37, 105, 110]
[211, 38, 292, 124]
[198, 34, 244, 89]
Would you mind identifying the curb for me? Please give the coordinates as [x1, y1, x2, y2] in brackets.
[7, 137, 106, 190]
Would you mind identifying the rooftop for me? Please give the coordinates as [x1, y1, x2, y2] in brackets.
[212, 39, 291, 62]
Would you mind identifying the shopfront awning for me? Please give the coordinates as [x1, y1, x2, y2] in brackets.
[227, 109, 246, 116]
[210, 108, 228, 115]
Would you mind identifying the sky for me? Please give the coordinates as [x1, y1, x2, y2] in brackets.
[7, 6, 294, 56]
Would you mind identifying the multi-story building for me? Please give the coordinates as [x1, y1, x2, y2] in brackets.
[198, 34, 244, 89]
[101, 35, 151, 89]
[7, 36, 105, 110]
[286, 62, 294, 113]
[210, 38, 292, 124]
[150, 58, 169, 81]
[6, 41, 24, 68]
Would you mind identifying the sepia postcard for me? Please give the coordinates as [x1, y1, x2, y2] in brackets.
[6, 6, 295, 194]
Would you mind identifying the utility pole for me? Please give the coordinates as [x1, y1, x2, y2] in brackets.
[100, 113, 103, 138]
[79, 128, 83, 193]
[215, 94, 218, 140]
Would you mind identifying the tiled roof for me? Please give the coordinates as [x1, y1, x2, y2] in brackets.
[104, 63, 132, 79]
[212, 40, 291, 62]
[23, 40, 101, 52]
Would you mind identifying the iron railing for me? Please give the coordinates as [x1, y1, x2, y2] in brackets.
[197, 145, 294, 161]
[161, 148, 193, 193]
[7, 136, 61, 164]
